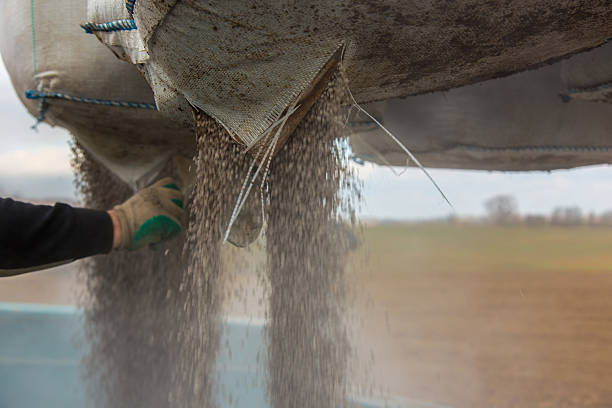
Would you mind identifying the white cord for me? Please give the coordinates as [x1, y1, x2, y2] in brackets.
[224, 134, 269, 242]
[346, 87, 454, 210]
[223, 109, 290, 242]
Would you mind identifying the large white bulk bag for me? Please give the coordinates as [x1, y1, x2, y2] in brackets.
[350, 42, 612, 171]
[0, 0, 194, 189]
[2, 0, 612, 177]
[85, 0, 612, 166]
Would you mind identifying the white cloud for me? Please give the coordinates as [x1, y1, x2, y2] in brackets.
[0, 59, 72, 151]
[0, 57, 73, 184]
[0, 147, 72, 176]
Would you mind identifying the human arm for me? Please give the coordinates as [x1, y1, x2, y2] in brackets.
[0, 198, 114, 275]
[0, 177, 184, 276]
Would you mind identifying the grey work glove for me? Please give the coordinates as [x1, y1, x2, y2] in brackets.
[113, 177, 184, 250]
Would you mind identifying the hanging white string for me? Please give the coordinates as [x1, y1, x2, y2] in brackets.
[345, 123, 407, 177]
[253, 119, 284, 225]
[254, 103, 297, 228]
[253, 124, 283, 229]
[223, 108, 291, 242]
[346, 87, 454, 210]
[342, 104, 354, 129]
[257, 106, 287, 199]
[232, 131, 279, 224]
[223, 129, 280, 242]
[370, 141, 407, 177]
[260, 185, 266, 229]
[238, 119, 285, 218]
[223, 125, 271, 244]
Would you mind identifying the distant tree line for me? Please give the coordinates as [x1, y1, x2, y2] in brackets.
[484, 195, 519, 225]
[482, 194, 612, 227]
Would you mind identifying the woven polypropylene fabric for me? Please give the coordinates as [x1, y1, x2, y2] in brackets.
[561, 44, 612, 90]
[349, 43, 612, 171]
[0, 0, 193, 188]
[88, 0, 343, 147]
[84, 0, 612, 154]
[87, 0, 149, 63]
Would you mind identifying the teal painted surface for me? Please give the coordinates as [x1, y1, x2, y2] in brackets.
[0, 303, 86, 408]
[0, 304, 269, 408]
[0, 303, 269, 408]
[0, 303, 426, 408]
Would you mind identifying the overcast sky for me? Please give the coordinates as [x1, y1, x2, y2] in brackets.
[2, 58, 612, 219]
[0, 58, 74, 200]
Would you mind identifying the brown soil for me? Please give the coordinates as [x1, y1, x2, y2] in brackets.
[351, 224, 612, 408]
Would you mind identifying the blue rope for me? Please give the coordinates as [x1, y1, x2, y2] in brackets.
[80, 19, 137, 34]
[32, 98, 49, 130]
[125, 0, 136, 17]
[25, 89, 158, 110]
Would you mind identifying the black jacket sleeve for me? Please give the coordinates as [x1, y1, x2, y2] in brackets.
[0, 198, 114, 272]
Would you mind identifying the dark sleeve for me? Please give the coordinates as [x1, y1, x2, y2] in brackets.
[0, 198, 114, 271]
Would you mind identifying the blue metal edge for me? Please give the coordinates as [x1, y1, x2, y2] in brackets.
[0, 302, 79, 315]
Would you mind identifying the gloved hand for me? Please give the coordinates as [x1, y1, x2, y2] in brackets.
[112, 177, 184, 250]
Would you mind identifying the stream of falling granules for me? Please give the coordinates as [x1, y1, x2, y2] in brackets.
[73, 64, 359, 408]
[73, 111, 250, 407]
[265, 66, 360, 408]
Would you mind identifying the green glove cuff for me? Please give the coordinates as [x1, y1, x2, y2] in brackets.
[131, 215, 182, 250]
